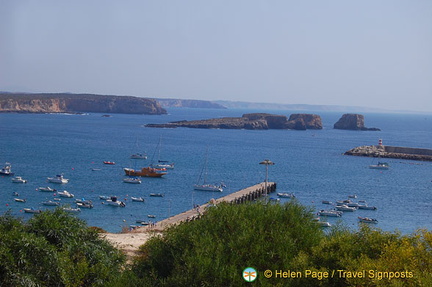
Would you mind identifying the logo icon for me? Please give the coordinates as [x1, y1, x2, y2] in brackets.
[243, 267, 257, 282]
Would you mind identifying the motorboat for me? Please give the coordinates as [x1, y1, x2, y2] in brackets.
[147, 214, 156, 218]
[358, 205, 377, 210]
[277, 192, 295, 198]
[318, 210, 342, 217]
[335, 205, 357, 212]
[123, 177, 142, 184]
[346, 202, 360, 208]
[358, 216, 378, 224]
[12, 176, 27, 183]
[321, 200, 333, 205]
[312, 218, 332, 227]
[106, 196, 126, 207]
[47, 174, 69, 184]
[57, 190, 74, 198]
[99, 195, 110, 200]
[62, 207, 81, 213]
[14, 198, 26, 203]
[149, 193, 164, 197]
[42, 200, 60, 206]
[131, 197, 145, 202]
[124, 167, 167, 177]
[348, 194, 357, 199]
[24, 208, 41, 214]
[76, 202, 94, 208]
[0, 162, 14, 176]
[151, 160, 174, 169]
[194, 184, 223, 192]
[130, 153, 147, 159]
[103, 161, 116, 165]
[369, 162, 389, 170]
[38, 186, 57, 192]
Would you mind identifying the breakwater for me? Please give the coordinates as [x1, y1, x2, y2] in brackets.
[344, 145, 432, 161]
[141, 182, 277, 230]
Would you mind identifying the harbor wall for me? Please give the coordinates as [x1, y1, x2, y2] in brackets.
[384, 146, 432, 156]
[344, 145, 432, 161]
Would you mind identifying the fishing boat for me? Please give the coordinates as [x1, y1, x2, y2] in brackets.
[123, 177, 142, 184]
[47, 174, 69, 184]
[124, 167, 167, 177]
[358, 216, 378, 224]
[38, 186, 57, 192]
[0, 162, 14, 176]
[57, 190, 74, 198]
[194, 148, 223, 192]
[12, 176, 27, 183]
[369, 162, 389, 170]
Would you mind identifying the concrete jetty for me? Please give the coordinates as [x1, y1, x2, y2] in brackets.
[344, 145, 432, 162]
[155, 182, 277, 229]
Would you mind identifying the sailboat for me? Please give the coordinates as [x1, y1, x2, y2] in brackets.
[194, 149, 223, 192]
[150, 136, 174, 169]
[130, 137, 147, 159]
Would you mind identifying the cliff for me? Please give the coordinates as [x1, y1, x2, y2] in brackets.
[156, 98, 226, 109]
[334, 114, 380, 131]
[0, 93, 167, 115]
[344, 145, 432, 161]
[146, 113, 323, 130]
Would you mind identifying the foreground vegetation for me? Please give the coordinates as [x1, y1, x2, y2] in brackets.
[1, 201, 431, 286]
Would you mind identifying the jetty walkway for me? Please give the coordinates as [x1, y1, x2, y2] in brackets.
[104, 182, 276, 258]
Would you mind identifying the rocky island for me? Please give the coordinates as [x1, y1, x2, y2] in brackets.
[0, 93, 167, 115]
[334, 114, 380, 131]
[344, 144, 432, 162]
[146, 113, 323, 130]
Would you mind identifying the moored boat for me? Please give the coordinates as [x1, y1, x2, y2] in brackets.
[62, 207, 81, 213]
[151, 160, 174, 169]
[14, 198, 26, 203]
[103, 161, 116, 165]
[106, 196, 126, 207]
[42, 200, 60, 206]
[193, 184, 223, 192]
[123, 177, 142, 184]
[38, 186, 57, 192]
[24, 208, 41, 214]
[335, 205, 357, 212]
[124, 167, 167, 177]
[318, 210, 342, 217]
[358, 205, 377, 210]
[76, 202, 94, 208]
[358, 216, 378, 224]
[12, 176, 27, 183]
[0, 162, 14, 176]
[277, 192, 295, 198]
[131, 196, 145, 202]
[47, 174, 69, 184]
[57, 190, 74, 198]
[369, 162, 390, 170]
[149, 193, 164, 197]
[130, 153, 147, 159]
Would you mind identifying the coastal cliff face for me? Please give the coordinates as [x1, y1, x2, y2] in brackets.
[146, 113, 323, 130]
[0, 93, 167, 115]
[334, 114, 380, 131]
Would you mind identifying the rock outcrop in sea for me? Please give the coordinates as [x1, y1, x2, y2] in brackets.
[334, 114, 380, 131]
[146, 113, 323, 130]
[0, 93, 167, 115]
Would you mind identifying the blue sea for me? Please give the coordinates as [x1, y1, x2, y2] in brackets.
[1, 108, 431, 233]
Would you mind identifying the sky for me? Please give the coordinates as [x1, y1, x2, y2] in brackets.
[1, 0, 431, 112]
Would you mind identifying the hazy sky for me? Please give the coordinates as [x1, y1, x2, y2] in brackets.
[1, 1, 431, 112]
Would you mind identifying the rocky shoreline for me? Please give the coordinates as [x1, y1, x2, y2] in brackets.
[344, 145, 432, 162]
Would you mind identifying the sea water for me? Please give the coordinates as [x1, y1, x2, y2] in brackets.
[0, 108, 431, 233]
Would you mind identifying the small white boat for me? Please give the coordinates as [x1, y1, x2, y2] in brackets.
[131, 153, 147, 159]
[277, 192, 295, 198]
[14, 198, 26, 203]
[335, 205, 357, 212]
[38, 186, 57, 192]
[358, 205, 377, 210]
[131, 197, 145, 202]
[99, 195, 110, 200]
[47, 174, 69, 184]
[147, 214, 156, 218]
[0, 162, 14, 176]
[42, 200, 60, 206]
[12, 176, 27, 183]
[346, 202, 360, 208]
[193, 184, 223, 192]
[348, 194, 357, 198]
[358, 216, 378, 224]
[76, 202, 94, 208]
[149, 193, 164, 197]
[24, 208, 41, 214]
[317, 221, 331, 227]
[91, 168, 101, 171]
[106, 196, 126, 207]
[123, 177, 142, 184]
[321, 200, 333, 205]
[151, 161, 175, 169]
[57, 190, 74, 198]
[62, 207, 81, 213]
[369, 162, 389, 170]
[318, 210, 342, 217]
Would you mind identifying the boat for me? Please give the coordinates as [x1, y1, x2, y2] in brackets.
[24, 208, 41, 214]
[91, 168, 101, 171]
[42, 200, 60, 206]
[57, 190, 74, 198]
[318, 210, 342, 217]
[47, 174, 69, 184]
[76, 202, 94, 208]
[106, 196, 126, 207]
[131, 196, 145, 202]
[358, 204, 378, 210]
[358, 216, 378, 224]
[103, 161, 116, 165]
[130, 153, 148, 159]
[321, 200, 333, 205]
[62, 207, 81, 213]
[348, 194, 357, 198]
[124, 167, 167, 177]
[149, 136, 174, 169]
[38, 186, 57, 192]
[99, 195, 110, 200]
[194, 148, 223, 192]
[369, 162, 390, 170]
[12, 176, 27, 183]
[335, 205, 357, 212]
[123, 177, 142, 184]
[149, 193, 164, 197]
[14, 198, 26, 203]
[313, 218, 332, 227]
[277, 192, 295, 198]
[147, 214, 156, 218]
[0, 162, 14, 176]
